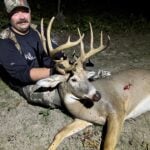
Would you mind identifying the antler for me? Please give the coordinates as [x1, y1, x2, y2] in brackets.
[40, 18, 47, 54]
[40, 17, 84, 57]
[40, 17, 110, 74]
[40, 16, 85, 74]
[46, 17, 84, 58]
[77, 23, 110, 63]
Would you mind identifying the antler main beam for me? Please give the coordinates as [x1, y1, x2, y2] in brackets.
[40, 18, 47, 54]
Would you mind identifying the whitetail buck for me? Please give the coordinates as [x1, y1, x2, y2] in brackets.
[37, 17, 150, 150]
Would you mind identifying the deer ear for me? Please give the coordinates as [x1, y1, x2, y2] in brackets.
[36, 74, 69, 88]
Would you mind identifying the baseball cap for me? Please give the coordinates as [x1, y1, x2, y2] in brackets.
[4, 0, 30, 13]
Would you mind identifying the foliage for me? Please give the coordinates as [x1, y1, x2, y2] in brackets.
[34, 13, 150, 35]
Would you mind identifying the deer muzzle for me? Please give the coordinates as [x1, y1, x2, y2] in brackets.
[92, 91, 101, 102]
[83, 90, 101, 102]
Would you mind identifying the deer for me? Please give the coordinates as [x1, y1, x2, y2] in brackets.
[36, 17, 150, 150]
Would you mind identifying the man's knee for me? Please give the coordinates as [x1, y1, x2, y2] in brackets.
[21, 85, 62, 109]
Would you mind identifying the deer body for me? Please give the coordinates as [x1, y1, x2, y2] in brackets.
[60, 69, 150, 123]
[49, 69, 149, 150]
[38, 17, 150, 150]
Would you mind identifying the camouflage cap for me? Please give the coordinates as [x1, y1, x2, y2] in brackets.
[4, 0, 30, 13]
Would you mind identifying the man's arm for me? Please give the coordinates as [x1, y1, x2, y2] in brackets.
[0, 39, 53, 84]
[29, 67, 52, 81]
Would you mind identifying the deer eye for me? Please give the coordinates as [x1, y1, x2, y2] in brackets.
[71, 78, 77, 82]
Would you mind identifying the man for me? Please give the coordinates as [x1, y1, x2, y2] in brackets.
[0, 0, 64, 108]
[0, 0, 111, 109]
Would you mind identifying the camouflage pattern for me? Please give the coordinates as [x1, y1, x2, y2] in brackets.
[4, 0, 30, 13]
[22, 84, 62, 109]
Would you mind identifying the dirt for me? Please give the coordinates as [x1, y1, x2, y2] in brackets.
[0, 32, 150, 150]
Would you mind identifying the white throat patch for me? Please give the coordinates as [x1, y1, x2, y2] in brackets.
[64, 93, 80, 104]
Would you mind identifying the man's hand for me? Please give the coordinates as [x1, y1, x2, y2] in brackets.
[54, 58, 73, 75]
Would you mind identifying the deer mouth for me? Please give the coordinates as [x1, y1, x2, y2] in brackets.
[79, 98, 94, 108]
[83, 91, 101, 102]
[65, 91, 101, 108]
[78, 91, 101, 108]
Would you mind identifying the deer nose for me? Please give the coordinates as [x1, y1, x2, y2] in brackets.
[92, 91, 101, 102]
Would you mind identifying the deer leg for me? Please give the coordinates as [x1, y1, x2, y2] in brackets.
[102, 114, 124, 150]
[48, 118, 93, 150]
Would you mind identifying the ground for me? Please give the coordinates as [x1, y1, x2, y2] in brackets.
[0, 32, 150, 150]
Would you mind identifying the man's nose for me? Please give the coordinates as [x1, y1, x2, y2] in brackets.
[18, 12, 26, 18]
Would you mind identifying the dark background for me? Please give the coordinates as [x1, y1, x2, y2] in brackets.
[29, 0, 149, 18]
[0, 0, 149, 33]
[0, 0, 149, 18]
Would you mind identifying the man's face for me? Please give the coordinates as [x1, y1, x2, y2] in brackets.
[10, 8, 31, 34]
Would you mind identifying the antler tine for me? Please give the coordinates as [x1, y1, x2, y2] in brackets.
[77, 28, 85, 60]
[47, 17, 85, 57]
[89, 22, 93, 50]
[47, 16, 55, 53]
[80, 23, 110, 62]
[40, 18, 47, 54]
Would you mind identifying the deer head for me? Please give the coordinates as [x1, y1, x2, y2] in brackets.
[38, 16, 110, 103]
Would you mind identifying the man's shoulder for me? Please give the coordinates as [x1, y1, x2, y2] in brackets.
[0, 27, 16, 47]
[0, 36, 13, 50]
[0, 24, 39, 39]
[0, 27, 11, 39]
[0, 28, 15, 50]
